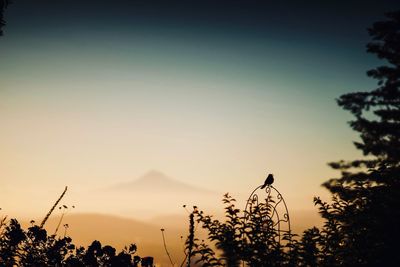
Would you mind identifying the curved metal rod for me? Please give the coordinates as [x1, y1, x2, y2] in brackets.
[272, 203, 281, 243]
[272, 185, 291, 235]
[243, 184, 262, 224]
[270, 193, 283, 220]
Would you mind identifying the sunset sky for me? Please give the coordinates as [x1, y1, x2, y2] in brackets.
[1, 0, 399, 220]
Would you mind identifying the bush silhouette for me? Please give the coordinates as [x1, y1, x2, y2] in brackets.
[0, 218, 147, 266]
[184, 193, 293, 267]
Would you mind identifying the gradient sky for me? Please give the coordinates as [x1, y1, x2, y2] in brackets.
[1, 0, 399, 218]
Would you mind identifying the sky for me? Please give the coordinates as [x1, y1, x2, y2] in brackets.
[1, 0, 400, 219]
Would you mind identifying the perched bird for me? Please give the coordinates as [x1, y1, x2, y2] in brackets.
[261, 174, 274, 189]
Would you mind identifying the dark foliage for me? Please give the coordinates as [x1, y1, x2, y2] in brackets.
[185, 193, 294, 267]
[0, 0, 11, 36]
[0, 219, 147, 266]
[317, 10, 400, 267]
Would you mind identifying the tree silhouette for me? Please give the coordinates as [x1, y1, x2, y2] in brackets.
[0, 0, 11, 36]
[318, 10, 400, 266]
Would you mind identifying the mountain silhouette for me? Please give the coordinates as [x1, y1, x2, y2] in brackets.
[72, 170, 221, 219]
[108, 170, 214, 194]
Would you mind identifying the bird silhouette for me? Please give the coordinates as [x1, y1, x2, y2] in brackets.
[261, 174, 274, 189]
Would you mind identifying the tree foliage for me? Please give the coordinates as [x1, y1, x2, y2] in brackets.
[0, 0, 11, 36]
[318, 10, 400, 266]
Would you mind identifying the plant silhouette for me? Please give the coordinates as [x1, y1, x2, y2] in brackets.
[184, 193, 292, 267]
[0, 218, 148, 266]
[0, 187, 153, 266]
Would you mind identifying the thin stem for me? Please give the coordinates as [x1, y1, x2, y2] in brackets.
[161, 229, 174, 266]
[54, 211, 65, 236]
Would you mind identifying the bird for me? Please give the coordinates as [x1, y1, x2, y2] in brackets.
[261, 174, 274, 189]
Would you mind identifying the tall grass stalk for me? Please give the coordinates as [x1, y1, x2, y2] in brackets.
[40, 186, 67, 228]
